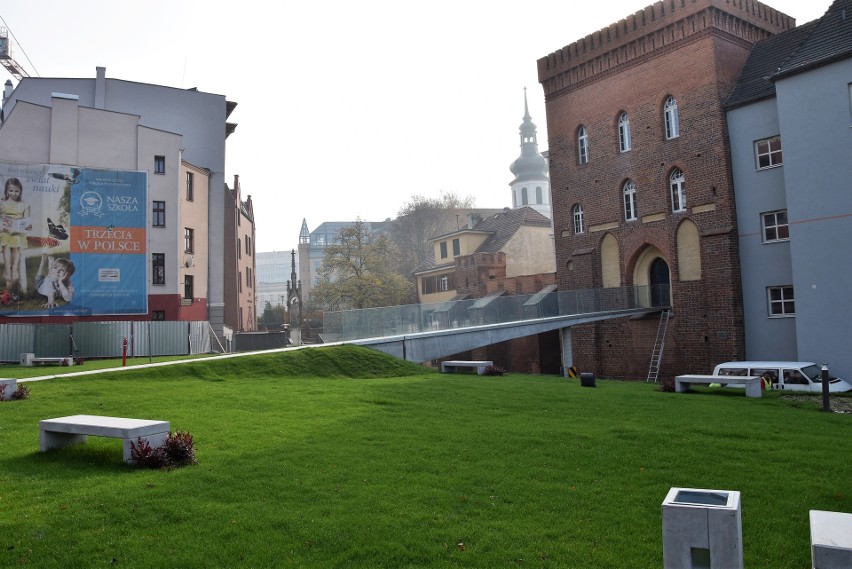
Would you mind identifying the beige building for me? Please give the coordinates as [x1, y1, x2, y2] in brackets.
[415, 207, 556, 304]
[223, 175, 256, 332]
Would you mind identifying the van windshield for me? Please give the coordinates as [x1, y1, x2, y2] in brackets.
[802, 365, 822, 382]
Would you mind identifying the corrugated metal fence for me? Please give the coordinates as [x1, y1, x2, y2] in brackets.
[0, 321, 213, 361]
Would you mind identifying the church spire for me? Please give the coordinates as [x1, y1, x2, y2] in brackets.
[509, 88, 551, 218]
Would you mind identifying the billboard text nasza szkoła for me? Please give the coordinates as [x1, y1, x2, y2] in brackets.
[0, 163, 147, 316]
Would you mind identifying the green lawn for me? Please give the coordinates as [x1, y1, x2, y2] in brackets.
[1, 346, 849, 568]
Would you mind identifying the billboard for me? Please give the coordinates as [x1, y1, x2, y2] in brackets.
[0, 163, 147, 316]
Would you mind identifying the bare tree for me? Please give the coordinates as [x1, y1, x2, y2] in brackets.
[389, 192, 475, 278]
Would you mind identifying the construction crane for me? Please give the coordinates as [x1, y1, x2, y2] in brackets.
[0, 27, 29, 81]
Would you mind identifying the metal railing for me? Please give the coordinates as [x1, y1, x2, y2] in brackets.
[323, 284, 670, 342]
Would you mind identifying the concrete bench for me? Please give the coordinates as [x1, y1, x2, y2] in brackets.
[810, 510, 852, 569]
[674, 375, 762, 398]
[20, 353, 74, 367]
[0, 378, 16, 400]
[441, 360, 493, 375]
[40, 415, 170, 463]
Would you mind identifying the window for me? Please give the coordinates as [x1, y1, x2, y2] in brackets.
[245, 236, 252, 256]
[184, 228, 194, 253]
[152, 253, 165, 285]
[440, 275, 449, 292]
[762, 210, 789, 242]
[154, 155, 165, 174]
[237, 238, 241, 259]
[623, 180, 637, 221]
[536, 187, 543, 204]
[186, 172, 194, 201]
[440, 241, 448, 259]
[755, 136, 782, 169]
[767, 285, 794, 316]
[184, 275, 194, 300]
[577, 126, 589, 164]
[618, 113, 632, 152]
[152, 310, 166, 321]
[522, 187, 529, 205]
[452, 238, 460, 256]
[670, 169, 686, 213]
[664, 97, 679, 139]
[153, 201, 165, 227]
[572, 204, 584, 234]
[246, 267, 253, 288]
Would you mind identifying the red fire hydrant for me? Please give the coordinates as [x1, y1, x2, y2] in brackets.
[122, 336, 128, 367]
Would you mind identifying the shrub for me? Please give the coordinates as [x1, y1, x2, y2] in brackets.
[130, 431, 197, 469]
[161, 431, 197, 466]
[12, 384, 31, 400]
[0, 384, 4, 400]
[658, 378, 676, 392]
[483, 365, 507, 376]
[130, 437, 168, 469]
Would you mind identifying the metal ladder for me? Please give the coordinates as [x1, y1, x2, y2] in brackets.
[646, 310, 671, 382]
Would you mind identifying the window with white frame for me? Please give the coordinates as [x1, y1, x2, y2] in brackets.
[618, 112, 632, 152]
[154, 155, 165, 174]
[767, 285, 794, 316]
[572, 204, 584, 234]
[762, 210, 789, 242]
[578, 126, 589, 164]
[623, 180, 637, 221]
[670, 168, 686, 213]
[755, 136, 783, 169]
[664, 97, 680, 139]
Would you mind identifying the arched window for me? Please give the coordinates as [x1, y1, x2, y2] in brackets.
[578, 126, 589, 164]
[572, 204, 584, 234]
[512, 189, 517, 208]
[618, 112, 632, 152]
[670, 168, 686, 212]
[536, 186, 543, 204]
[623, 180, 637, 221]
[521, 187, 529, 205]
[664, 97, 679, 139]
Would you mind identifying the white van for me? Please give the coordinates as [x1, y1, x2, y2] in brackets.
[712, 361, 852, 393]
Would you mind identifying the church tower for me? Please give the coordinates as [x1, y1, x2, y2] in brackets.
[509, 88, 551, 218]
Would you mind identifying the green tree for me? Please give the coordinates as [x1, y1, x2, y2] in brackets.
[311, 219, 411, 310]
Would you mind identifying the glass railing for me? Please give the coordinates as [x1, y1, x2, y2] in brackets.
[322, 284, 670, 342]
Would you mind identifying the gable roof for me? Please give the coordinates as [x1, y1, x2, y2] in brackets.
[724, 20, 818, 108]
[774, 0, 852, 79]
[413, 207, 552, 274]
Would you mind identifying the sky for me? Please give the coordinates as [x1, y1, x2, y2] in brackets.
[0, 0, 832, 254]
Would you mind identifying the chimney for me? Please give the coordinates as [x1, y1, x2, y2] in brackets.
[95, 67, 106, 109]
[467, 213, 475, 229]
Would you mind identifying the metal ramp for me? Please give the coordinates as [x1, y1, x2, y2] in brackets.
[646, 310, 671, 383]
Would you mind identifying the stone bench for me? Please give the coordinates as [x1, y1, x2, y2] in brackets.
[811, 510, 852, 569]
[674, 375, 762, 398]
[441, 360, 493, 375]
[0, 378, 17, 400]
[40, 415, 170, 463]
[20, 353, 74, 367]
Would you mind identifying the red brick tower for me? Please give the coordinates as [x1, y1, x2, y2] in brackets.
[538, 0, 794, 379]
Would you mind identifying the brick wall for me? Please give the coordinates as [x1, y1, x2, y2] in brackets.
[538, 1, 790, 379]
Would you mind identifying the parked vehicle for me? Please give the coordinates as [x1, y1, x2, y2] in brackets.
[712, 361, 852, 393]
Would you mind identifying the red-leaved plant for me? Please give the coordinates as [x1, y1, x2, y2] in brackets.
[130, 431, 197, 469]
[483, 365, 507, 376]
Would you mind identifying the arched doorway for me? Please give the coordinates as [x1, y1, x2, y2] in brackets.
[632, 245, 671, 308]
[649, 257, 671, 307]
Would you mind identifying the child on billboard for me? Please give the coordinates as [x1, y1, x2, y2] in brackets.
[36, 254, 75, 308]
[0, 178, 32, 294]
